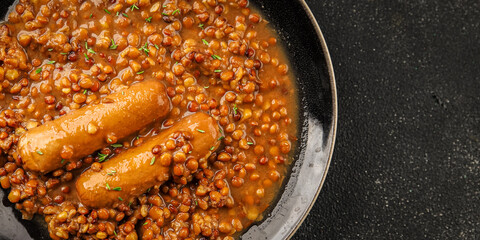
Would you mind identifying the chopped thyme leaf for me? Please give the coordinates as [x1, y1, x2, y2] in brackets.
[210, 146, 215, 151]
[218, 136, 225, 141]
[196, 129, 205, 133]
[47, 60, 56, 64]
[84, 53, 89, 61]
[107, 138, 112, 142]
[87, 48, 96, 54]
[137, 71, 145, 74]
[36, 150, 43, 155]
[204, 86, 209, 89]
[104, 9, 111, 14]
[247, 142, 254, 145]
[60, 52, 68, 55]
[147, 187, 151, 192]
[154, 44, 159, 49]
[83, 89, 87, 94]
[98, 153, 108, 162]
[172, 9, 180, 15]
[146, 17, 152, 22]
[212, 54, 222, 60]
[188, 151, 192, 154]
[143, 222, 148, 226]
[48, 48, 53, 51]
[114, 231, 117, 237]
[111, 143, 123, 148]
[233, 104, 238, 114]
[113, 187, 122, 191]
[110, 39, 118, 49]
[162, 12, 168, 16]
[150, 157, 156, 165]
[139, 42, 150, 55]
[214, 69, 221, 72]
[89, 14, 93, 18]
[198, 23, 204, 29]
[35, 68, 42, 74]
[116, 12, 119, 16]
[130, 4, 139, 10]
[122, 13, 128, 18]
[61, 159, 65, 164]
[106, 183, 111, 190]
[118, 197, 123, 201]
[202, 39, 209, 45]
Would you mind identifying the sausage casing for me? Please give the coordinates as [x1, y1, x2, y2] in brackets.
[18, 80, 170, 173]
[75, 112, 222, 208]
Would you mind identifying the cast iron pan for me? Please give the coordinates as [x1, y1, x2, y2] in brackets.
[0, 0, 337, 239]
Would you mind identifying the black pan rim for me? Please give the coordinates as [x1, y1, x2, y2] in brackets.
[285, 1, 338, 239]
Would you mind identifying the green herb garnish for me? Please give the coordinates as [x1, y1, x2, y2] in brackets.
[98, 153, 108, 162]
[89, 14, 93, 18]
[137, 71, 144, 75]
[61, 159, 65, 164]
[198, 23, 204, 29]
[118, 197, 123, 201]
[218, 136, 225, 141]
[36, 150, 43, 155]
[212, 54, 222, 60]
[122, 13, 128, 18]
[106, 183, 111, 190]
[247, 142, 254, 145]
[83, 89, 87, 94]
[104, 9, 111, 14]
[196, 129, 205, 133]
[84, 53, 89, 61]
[162, 12, 168, 16]
[111, 143, 122, 148]
[145, 17, 152, 22]
[202, 39, 209, 45]
[210, 146, 214, 151]
[214, 69, 221, 73]
[130, 4, 139, 11]
[60, 52, 68, 55]
[139, 42, 149, 55]
[150, 157, 156, 165]
[110, 39, 118, 50]
[107, 170, 117, 176]
[143, 222, 148, 226]
[48, 48, 53, 51]
[113, 187, 122, 191]
[35, 68, 42, 74]
[47, 60, 55, 64]
[154, 44, 159, 49]
[233, 104, 238, 114]
[171, 9, 180, 15]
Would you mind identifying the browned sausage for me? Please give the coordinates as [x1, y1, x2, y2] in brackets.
[18, 80, 170, 173]
[75, 112, 222, 208]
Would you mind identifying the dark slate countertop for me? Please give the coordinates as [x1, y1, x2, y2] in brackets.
[294, 1, 480, 239]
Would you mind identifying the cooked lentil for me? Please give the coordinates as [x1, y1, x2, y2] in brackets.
[0, 0, 297, 239]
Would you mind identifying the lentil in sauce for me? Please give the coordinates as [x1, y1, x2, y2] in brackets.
[0, 0, 298, 239]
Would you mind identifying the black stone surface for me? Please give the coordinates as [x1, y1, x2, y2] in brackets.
[294, 1, 480, 239]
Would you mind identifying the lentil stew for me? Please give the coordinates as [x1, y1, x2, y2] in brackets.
[0, 0, 298, 239]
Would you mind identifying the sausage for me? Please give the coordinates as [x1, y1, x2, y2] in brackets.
[18, 80, 170, 173]
[75, 112, 222, 208]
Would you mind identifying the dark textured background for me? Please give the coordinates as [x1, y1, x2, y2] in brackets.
[294, 1, 480, 239]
